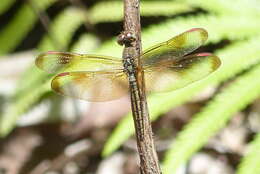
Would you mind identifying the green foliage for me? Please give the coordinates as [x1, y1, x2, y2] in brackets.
[237, 133, 260, 174]
[38, 7, 86, 51]
[90, 1, 193, 23]
[102, 36, 260, 156]
[0, 82, 50, 135]
[0, 0, 55, 56]
[0, 0, 260, 173]
[101, 13, 260, 156]
[163, 62, 260, 173]
[0, 0, 15, 15]
[71, 34, 100, 53]
[180, 0, 260, 15]
[101, 0, 260, 173]
[0, 0, 203, 135]
[0, 7, 88, 135]
[96, 14, 260, 57]
[17, 7, 87, 96]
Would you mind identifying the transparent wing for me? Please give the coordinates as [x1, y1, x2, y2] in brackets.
[142, 28, 208, 66]
[51, 70, 129, 102]
[36, 51, 122, 73]
[144, 53, 221, 92]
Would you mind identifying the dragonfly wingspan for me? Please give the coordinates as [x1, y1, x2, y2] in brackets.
[36, 51, 122, 73]
[144, 53, 221, 93]
[35, 28, 221, 101]
[51, 70, 129, 102]
[142, 28, 208, 66]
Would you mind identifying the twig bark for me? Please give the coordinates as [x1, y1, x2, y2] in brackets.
[118, 0, 162, 173]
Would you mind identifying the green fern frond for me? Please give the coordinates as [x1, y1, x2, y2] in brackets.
[162, 63, 260, 174]
[14, 66, 51, 99]
[96, 14, 260, 57]
[0, 0, 55, 56]
[0, 81, 51, 136]
[89, 1, 193, 24]
[71, 34, 100, 53]
[102, 36, 260, 156]
[0, 0, 15, 15]
[141, 15, 260, 47]
[0, 7, 89, 136]
[17, 7, 87, 95]
[236, 133, 260, 174]
[181, 0, 260, 15]
[179, 0, 232, 14]
[140, 1, 193, 17]
[38, 7, 86, 51]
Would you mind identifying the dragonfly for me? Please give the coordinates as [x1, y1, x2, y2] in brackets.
[35, 28, 221, 102]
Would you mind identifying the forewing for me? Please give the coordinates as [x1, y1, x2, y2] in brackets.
[51, 70, 129, 102]
[144, 53, 221, 92]
[142, 28, 208, 66]
[36, 51, 122, 73]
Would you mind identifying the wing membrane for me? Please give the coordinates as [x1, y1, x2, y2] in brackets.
[35, 29, 220, 101]
[36, 51, 122, 73]
[51, 70, 129, 101]
[144, 53, 221, 92]
[142, 28, 208, 66]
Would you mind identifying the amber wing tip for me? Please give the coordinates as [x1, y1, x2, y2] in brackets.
[213, 55, 221, 70]
[195, 52, 221, 70]
[35, 53, 45, 67]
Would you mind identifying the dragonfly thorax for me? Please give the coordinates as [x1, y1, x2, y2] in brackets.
[123, 57, 137, 82]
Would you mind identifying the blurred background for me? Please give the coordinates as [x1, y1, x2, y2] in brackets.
[0, 0, 260, 174]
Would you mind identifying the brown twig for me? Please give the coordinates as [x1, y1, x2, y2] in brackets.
[118, 0, 162, 173]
